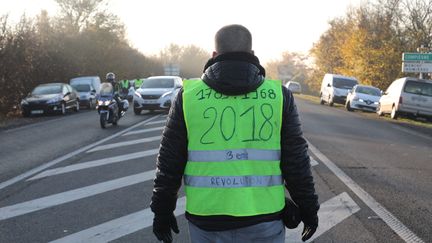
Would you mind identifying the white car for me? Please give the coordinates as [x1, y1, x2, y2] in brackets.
[285, 81, 302, 94]
[345, 85, 381, 112]
[133, 76, 182, 114]
[377, 77, 432, 120]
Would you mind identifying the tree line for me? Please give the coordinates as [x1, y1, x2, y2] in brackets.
[0, 0, 210, 117]
[268, 0, 432, 94]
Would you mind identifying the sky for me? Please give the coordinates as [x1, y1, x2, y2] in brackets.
[1, 0, 365, 64]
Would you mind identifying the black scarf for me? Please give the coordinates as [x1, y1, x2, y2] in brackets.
[203, 52, 266, 77]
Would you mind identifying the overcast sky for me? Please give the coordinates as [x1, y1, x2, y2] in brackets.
[1, 0, 365, 64]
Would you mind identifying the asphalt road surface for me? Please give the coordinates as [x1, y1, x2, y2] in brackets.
[0, 97, 430, 243]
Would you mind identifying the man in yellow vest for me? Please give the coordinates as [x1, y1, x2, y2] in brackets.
[151, 24, 319, 243]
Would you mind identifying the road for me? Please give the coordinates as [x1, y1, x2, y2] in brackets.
[0, 98, 430, 243]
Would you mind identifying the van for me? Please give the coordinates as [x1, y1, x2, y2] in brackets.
[320, 74, 359, 106]
[377, 77, 432, 120]
[70, 76, 101, 109]
[70, 76, 101, 94]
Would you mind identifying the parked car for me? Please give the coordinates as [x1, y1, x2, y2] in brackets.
[71, 83, 96, 109]
[285, 81, 302, 94]
[21, 83, 80, 117]
[345, 85, 381, 112]
[133, 76, 182, 115]
[70, 76, 101, 95]
[320, 74, 359, 106]
[377, 77, 432, 120]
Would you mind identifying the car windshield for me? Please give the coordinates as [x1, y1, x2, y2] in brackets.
[289, 83, 300, 89]
[100, 83, 114, 96]
[141, 78, 174, 88]
[356, 86, 381, 96]
[404, 81, 432, 97]
[333, 78, 358, 89]
[32, 85, 62, 95]
[73, 84, 91, 92]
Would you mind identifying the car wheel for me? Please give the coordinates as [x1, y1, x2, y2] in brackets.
[377, 104, 384, 116]
[390, 105, 398, 119]
[328, 95, 334, 106]
[74, 100, 80, 112]
[61, 102, 66, 115]
[319, 93, 324, 105]
[134, 107, 141, 115]
[345, 101, 353, 111]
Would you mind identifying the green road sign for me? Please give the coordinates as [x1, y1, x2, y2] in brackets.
[403, 53, 432, 61]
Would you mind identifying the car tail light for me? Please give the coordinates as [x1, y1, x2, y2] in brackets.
[399, 96, 403, 104]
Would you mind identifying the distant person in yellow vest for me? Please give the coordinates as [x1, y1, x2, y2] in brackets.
[134, 78, 143, 89]
[151, 24, 319, 243]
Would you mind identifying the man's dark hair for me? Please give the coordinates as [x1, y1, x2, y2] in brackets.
[215, 24, 252, 54]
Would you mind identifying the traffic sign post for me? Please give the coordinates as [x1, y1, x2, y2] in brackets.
[402, 52, 432, 78]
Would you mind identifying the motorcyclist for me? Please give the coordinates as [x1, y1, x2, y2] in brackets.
[105, 72, 124, 117]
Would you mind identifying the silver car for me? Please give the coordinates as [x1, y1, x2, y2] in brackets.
[345, 85, 381, 112]
[133, 76, 182, 114]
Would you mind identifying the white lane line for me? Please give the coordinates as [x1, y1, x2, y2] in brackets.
[50, 192, 358, 243]
[28, 149, 159, 181]
[285, 192, 360, 242]
[0, 115, 162, 191]
[49, 197, 186, 243]
[0, 170, 155, 221]
[308, 141, 425, 243]
[310, 157, 319, 167]
[86, 136, 161, 153]
[122, 126, 164, 136]
[146, 120, 166, 126]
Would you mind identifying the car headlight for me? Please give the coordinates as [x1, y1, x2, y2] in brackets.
[359, 98, 364, 102]
[134, 91, 142, 98]
[47, 96, 62, 104]
[21, 99, 29, 105]
[161, 91, 173, 98]
[374, 101, 379, 105]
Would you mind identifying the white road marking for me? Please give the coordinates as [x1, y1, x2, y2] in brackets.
[308, 141, 425, 243]
[146, 120, 166, 126]
[122, 126, 164, 136]
[50, 193, 358, 243]
[0, 115, 162, 191]
[0, 170, 155, 221]
[49, 197, 186, 243]
[285, 192, 360, 242]
[86, 136, 161, 153]
[28, 149, 159, 180]
[310, 157, 319, 166]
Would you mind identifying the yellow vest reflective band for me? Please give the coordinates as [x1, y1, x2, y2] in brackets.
[120, 80, 129, 89]
[182, 79, 285, 216]
[135, 79, 143, 88]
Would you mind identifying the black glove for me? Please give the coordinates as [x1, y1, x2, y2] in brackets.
[282, 197, 301, 229]
[300, 211, 318, 242]
[153, 213, 179, 243]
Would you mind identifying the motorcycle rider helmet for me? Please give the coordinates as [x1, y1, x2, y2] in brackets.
[106, 72, 116, 85]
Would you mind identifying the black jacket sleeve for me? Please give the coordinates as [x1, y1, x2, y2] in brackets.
[150, 89, 188, 215]
[280, 86, 320, 216]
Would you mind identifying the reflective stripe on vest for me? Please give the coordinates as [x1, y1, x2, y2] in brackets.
[188, 148, 280, 162]
[182, 79, 285, 217]
[184, 175, 283, 188]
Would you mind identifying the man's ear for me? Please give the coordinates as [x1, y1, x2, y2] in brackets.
[212, 51, 218, 58]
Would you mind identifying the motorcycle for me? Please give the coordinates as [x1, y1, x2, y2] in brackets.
[96, 83, 129, 129]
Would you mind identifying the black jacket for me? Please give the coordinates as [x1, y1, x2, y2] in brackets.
[151, 52, 319, 231]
